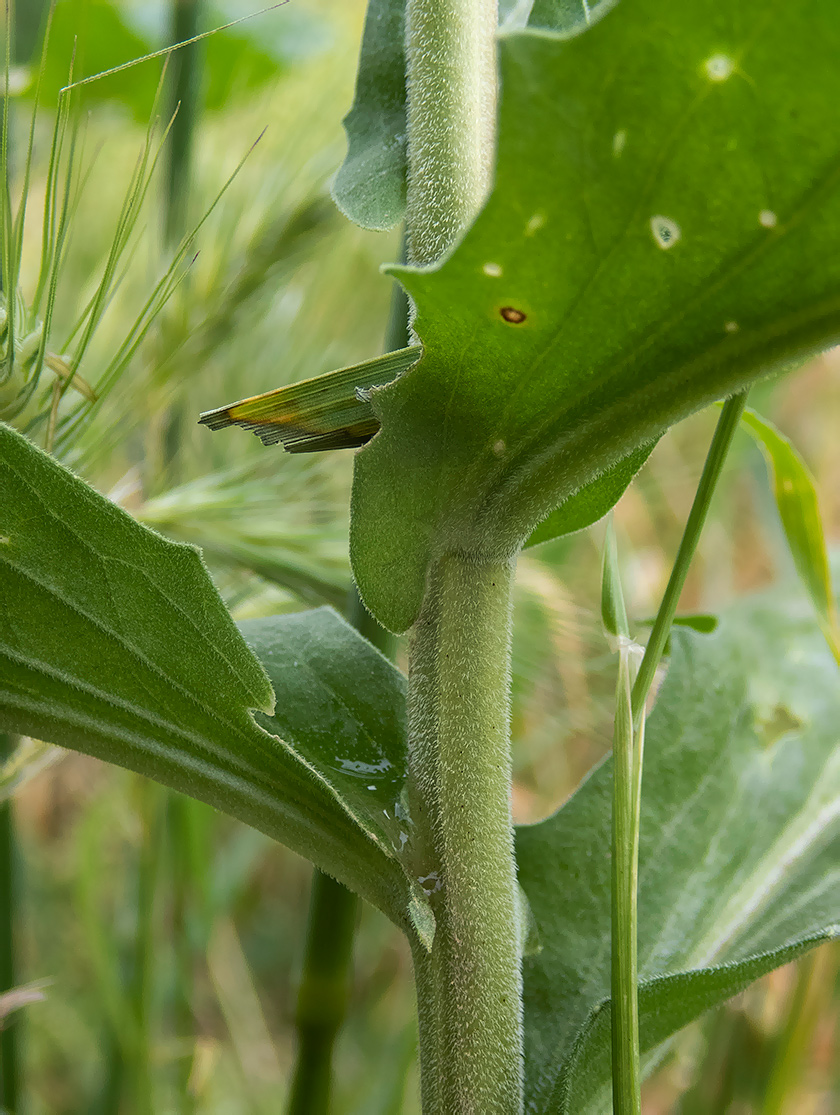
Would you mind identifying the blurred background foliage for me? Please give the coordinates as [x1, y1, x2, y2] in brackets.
[0, 1, 838, 1111]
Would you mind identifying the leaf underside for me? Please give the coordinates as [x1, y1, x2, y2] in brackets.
[524, 440, 655, 548]
[0, 423, 411, 923]
[351, 0, 840, 631]
[331, 0, 409, 230]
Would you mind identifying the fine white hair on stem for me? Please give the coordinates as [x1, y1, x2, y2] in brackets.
[404, 0, 498, 266]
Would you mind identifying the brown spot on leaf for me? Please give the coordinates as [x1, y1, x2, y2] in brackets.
[500, 306, 526, 324]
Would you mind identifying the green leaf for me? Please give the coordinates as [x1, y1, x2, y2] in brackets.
[332, 0, 408, 231]
[334, 0, 616, 232]
[638, 613, 717, 635]
[740, 406, 840, 664]
[0, 423, 410, 922]
[526, 0, 619, 33]
[525, 442, 655, 549]
[34, 0, 324, 119]
[518, 596, 840, 1113]
[599, 517, 628, 639]
[351, 1, 840, 631]
[239, 609, 410, 864]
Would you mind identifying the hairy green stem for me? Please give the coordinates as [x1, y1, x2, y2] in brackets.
[403, 3, 517, 1108]
[0, 734, 18, 1114]
[405, 0, 498, 265]
[631, 393, 748, 724]
[409, 554, 522, 1114]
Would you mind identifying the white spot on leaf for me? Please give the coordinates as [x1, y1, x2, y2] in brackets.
[493, 439, 506, 456]
[724, 321, 739, 334]
[483, 262, 502, 277]
[759, 209, 778, 229]
[705, 53, 734, 82]
[650, 215, 681, 250]
[525, 212, 545, 236]
[612, 129, 627, 157]
[336, 756, 392, 777]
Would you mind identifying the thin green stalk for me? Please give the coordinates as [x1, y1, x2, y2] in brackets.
[631, 392, 749, 724]
[603, 523, 642, 1115]
[1, 2, 13, 315]
[607, 392, 748, 1114]
[158, 3, 205, 1072]
[0, 734, 18, 1114]
[159, 0, 204, 484]
[92, 1031, 124, 1115]
[409, 555, 522, 1113]
[129, 780, 164, 1115]
[168, 793, 203, 1115]
[165, 0, 203, 246]
[762, 946, 836, 1115]
[611, 649, 643, 1115]
[286, 871, 358, 1115]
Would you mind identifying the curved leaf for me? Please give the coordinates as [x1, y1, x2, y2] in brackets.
[332, 0, 408, 230]
[352, 1, 840, 630]
[240, 609, 410, 863]
[0, 424, 409, 923]
[551, 933, 835, 1115]
[518, 595, 840, 1113]
[524, 441, 655, 549]
[527, 0, 619, 34]
[740, 406, 840, 664]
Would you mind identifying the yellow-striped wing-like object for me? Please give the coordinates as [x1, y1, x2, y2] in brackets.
[199, 345, 422, 453]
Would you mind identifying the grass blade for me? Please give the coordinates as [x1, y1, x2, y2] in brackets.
[740, 406, 840, 666]
[199, 345, 421, 451]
